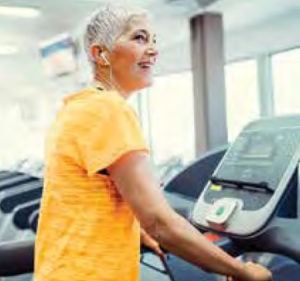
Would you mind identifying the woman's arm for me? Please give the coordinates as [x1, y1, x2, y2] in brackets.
[140, 227, 165, 259]
[108, 152, 272, 281]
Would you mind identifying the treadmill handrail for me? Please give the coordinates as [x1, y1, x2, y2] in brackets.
[231, 217, 300, 264]
[0, 240, 34, 276]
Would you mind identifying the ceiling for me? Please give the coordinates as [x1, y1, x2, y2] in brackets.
[207, 0, 300, 31]
[0, 0, 300, 101]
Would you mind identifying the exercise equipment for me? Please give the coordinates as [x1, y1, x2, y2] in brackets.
[158, 116, 300, 281]
[192, 116, 300, 233]
[0, 173, 35, 192]
[13, 199, 41, 230]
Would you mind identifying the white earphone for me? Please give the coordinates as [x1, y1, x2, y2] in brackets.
[100, 52, 109, 65]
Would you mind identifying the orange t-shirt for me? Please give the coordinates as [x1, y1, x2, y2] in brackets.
[34, 88, 149, 281]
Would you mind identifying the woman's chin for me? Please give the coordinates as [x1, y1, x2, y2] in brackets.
[134, 78, 153, 91]
[134, 84, 150, 92]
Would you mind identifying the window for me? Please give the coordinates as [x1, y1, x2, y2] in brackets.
[272, 48, 300, 115]
[225, 60, 260, 141]
[147, 71, 195, 165]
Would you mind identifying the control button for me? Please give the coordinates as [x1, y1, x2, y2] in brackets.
[210, 184, 222, 191]
[216, 206, 225, 216]
[206, 198, 239, 228]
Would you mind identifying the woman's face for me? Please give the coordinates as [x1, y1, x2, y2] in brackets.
[109, 16, 158, 93]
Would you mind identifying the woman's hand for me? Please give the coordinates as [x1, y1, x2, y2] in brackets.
[227, 262, 272, 281]
[141, 228, 165, 260]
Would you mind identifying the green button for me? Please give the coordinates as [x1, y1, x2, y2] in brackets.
[216, 206, 225, 216]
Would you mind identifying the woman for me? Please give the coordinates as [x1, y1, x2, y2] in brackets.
[34, 5, 272, 281]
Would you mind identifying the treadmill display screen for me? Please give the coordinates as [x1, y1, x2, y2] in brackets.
[241, 135, 274, 160]
[213, 128, 300, 191]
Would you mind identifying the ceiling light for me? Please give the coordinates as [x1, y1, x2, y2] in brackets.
[0, 45, 19, 55]
[0, 6, 40, 18]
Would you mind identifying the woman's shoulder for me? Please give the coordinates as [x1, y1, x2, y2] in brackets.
[64, 88, 125, 111]
[61, 88, 133, 125]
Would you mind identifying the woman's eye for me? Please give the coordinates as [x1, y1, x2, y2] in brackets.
[134, 34, 147, 43]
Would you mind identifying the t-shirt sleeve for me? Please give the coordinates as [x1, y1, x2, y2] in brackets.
[71, 98, 149, 176]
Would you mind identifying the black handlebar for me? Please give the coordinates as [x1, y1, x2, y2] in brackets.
[0, 240, 34, 276]
[231, 218, 300, 264]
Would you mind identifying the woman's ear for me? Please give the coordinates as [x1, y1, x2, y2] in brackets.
[90, 44, 110, 66]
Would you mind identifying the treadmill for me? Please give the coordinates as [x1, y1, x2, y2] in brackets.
[192, 116, 300, 242]
[189, 116, 300, 280]
[158, 116, 300, 281]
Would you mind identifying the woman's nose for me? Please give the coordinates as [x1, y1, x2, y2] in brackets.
[146, 45, 159, 58]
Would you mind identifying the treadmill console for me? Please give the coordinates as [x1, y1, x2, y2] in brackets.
[192, 116, 300, 236]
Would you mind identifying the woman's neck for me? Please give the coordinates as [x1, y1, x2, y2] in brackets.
[93, 73, 131, 99]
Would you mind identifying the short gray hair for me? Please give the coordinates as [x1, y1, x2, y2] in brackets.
[84, 4, 148, 60]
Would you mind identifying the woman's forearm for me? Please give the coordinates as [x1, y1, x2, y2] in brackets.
[149, 211, 247, 280]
